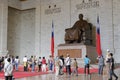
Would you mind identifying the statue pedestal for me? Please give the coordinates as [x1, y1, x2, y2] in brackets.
[57, 44, 97, 66]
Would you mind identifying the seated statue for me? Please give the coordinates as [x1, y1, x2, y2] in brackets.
[65, 14, 92, 44]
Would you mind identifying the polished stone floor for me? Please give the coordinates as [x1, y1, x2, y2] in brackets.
[15, 71, 120, 80]
[16, 74, 101, 80]
[0, 67, 120, 80]
[0, 72, 119, 80]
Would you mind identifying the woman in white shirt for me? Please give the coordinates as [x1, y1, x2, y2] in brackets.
[23, 56, 28, 71]
[15, 56, 20, 71]
[4, 58, 13, 80]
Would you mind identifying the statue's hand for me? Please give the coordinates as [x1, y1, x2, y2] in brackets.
[65, 28, 72, 32]
[65, 29, 69, 32]
[65, 29, 68, 32]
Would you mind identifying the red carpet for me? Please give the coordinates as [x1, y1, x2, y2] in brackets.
[0, 66, 98, 79]
[0, 66, 49, 79]
[0, 71, 48, 79]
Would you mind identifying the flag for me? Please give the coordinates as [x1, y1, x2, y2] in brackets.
[51, 21, 54, 57]
[96, 16, 102, 56]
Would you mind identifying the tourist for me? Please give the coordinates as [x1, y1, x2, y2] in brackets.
[72, 58, 78, 76]
[48, 55, 54, 71]
[59, 57, 63, 75]
[59, 55, 65, 74]
[105, 49, 111, 64]
[31, 56, 35, 72]
[84, 55, 90, 75]
[108, 53, 118, 80]
[41, 57, 46, 72]
[4, 58, 13, 80]
[97, 55, 104, 75]
[105, 49, 111, 78]
[65, 54, 71, 75]
[23, 56, 28, 71]
[60, 55, 65, 66]
[55, 56, 60, 76]
[4, 56, 8, 67]
[11, 56, 15, 70]
[34, 55, 37, 70]
[15, 56, 20, 71]
[0, 56, 4, 71]
[38, 57, 42, 72]
[28, 55, 37, 72]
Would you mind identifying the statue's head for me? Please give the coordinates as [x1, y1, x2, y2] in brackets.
[79, 14, 83, 20]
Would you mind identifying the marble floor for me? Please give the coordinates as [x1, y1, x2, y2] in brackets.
[14, 72, 120, 80]
[15, 74, 101, 80]
[0, 67, 120, 80]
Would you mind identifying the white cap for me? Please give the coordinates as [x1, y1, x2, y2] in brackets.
[107, 49, 110, 52]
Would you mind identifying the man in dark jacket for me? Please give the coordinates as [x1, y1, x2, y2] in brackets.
[109, 53, 118, 80]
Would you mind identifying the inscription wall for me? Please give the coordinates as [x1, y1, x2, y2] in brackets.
[58, 49, 82, 58]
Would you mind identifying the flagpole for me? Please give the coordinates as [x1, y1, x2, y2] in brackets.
[111, 0, 115, 54]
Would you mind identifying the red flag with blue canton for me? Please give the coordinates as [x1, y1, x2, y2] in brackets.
[96, 16, 102, 56]
[51, 21, 54, 57]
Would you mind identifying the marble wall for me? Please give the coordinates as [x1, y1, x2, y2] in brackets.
[21, 0, 35, 10]
[38, 0, 120, 62]
[112, 0, 120, 62]
[5, 0, 120, 62]
[7, 7, 21, 56]
[8, 0, 21, 9]
[40, 0, 70, 59]
[39, 0, 114, 60]
[7, 7, 35, 60]
[0, 0, 8, 55]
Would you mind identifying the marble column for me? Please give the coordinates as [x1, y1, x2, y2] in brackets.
[0, 0, 8, 56]
[35, 0, 41, 56]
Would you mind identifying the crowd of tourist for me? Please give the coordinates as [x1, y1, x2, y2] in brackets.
[0, 49, 119, 80]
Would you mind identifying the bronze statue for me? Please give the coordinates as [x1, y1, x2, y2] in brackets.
[65, 14, 92, 44]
